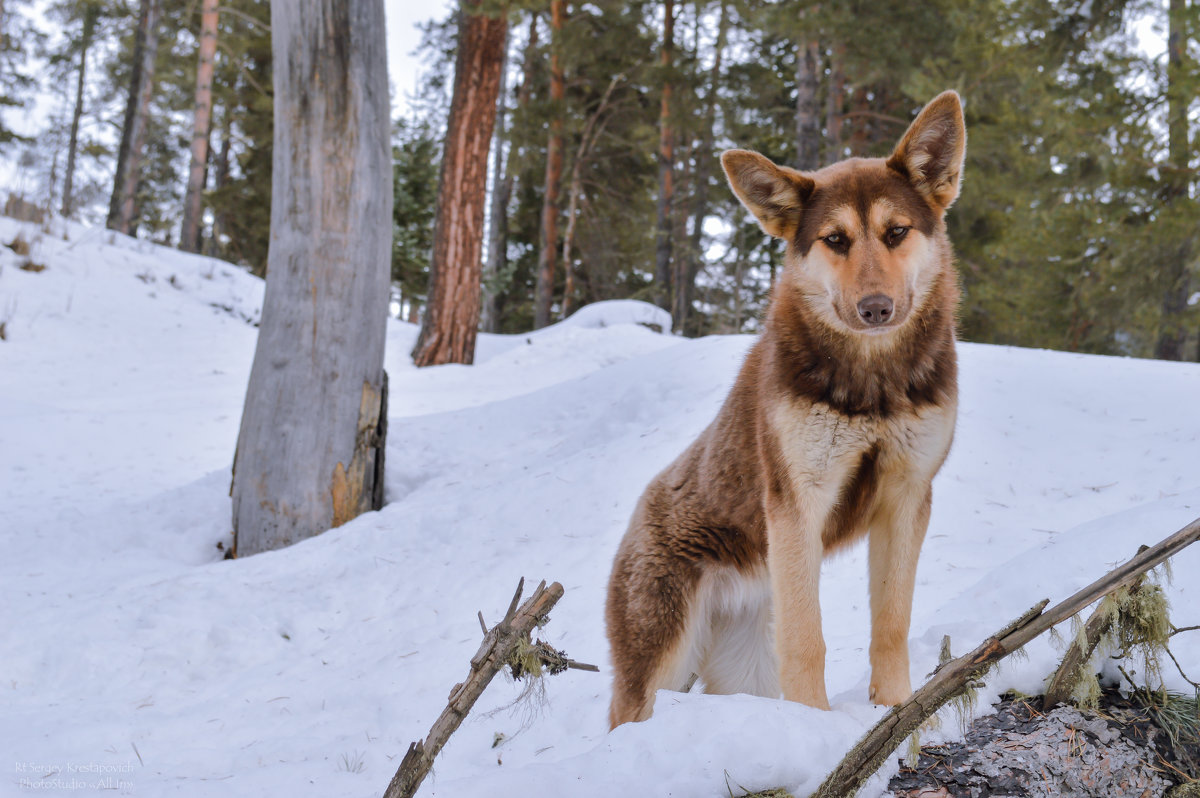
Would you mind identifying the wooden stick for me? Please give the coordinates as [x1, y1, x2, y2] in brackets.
[383, 579, 566, 798]
[1041, 593, 1118, 708]
[1043, 545, 1151, 708]
[812, 516, 1200, 798]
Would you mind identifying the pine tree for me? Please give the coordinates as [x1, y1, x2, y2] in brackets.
[1153, 0, 1197, 360]
[392, 117, 439, 320]
[533, 0, 566, 329]
[0, 0, 42, 149]
[179, 0, 219, 252]
[47, 0, 102, 218]
[411, 0, 509, 365]
[205, 0, 272, 271]
[653, 0, 675, 312]
[107, 0, 162, 234]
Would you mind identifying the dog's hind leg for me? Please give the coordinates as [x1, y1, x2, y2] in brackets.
[606, 533, 705, 728]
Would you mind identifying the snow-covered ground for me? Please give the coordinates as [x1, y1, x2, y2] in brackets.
[1, 217, 1197, 797]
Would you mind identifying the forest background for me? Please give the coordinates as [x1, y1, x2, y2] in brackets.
[0, 0, 1197, 361]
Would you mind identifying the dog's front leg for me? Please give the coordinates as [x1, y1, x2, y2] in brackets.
[765, 481, 842, 711]
[867, 478, 933, 706]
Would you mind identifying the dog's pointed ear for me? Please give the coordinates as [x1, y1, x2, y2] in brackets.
[721, 150, 815, 240]
[887, 91, 966, 211]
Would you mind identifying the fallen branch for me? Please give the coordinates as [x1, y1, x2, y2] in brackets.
[812, 515, 1200, 798]
[1043, 547, 1151, 708]
[383, 578, 570, 798]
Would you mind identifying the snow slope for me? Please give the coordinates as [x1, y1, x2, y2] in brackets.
[1, 217, 1197, 797]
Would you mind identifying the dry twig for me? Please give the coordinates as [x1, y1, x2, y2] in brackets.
[383, 579, 569, 798]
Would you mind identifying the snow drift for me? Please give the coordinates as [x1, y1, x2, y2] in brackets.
[1, 217, 1197, 797]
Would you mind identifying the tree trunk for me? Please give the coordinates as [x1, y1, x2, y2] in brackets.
[561, 73, 621, 320]
[180, 0, 220, 253]
[824, 42, 845, 165]
[108, 0, 161, 235]
[61, 3, 98, 219]
[653, 0, 675, 313]
[675, 0, 726, 335]
[231, 0, 392, 557]
[794, 31, 820, 171]
[480, 25, 512, 334]
[210, 111, 232, 255]
[534, 0, 566, 329]
[411, 1, 508, 365]
[482, 13, 537, 333]
[1153, 0, 1193, 362]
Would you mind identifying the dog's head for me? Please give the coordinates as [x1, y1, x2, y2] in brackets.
[722, 91, 965, 338]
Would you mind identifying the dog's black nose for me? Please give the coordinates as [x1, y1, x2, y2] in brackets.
[857, 295, 894, 325]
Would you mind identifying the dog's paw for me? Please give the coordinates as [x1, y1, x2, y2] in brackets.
[868, 678, 912, 706]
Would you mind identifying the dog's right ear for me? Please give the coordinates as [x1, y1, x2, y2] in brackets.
[721, 150, 815, 240]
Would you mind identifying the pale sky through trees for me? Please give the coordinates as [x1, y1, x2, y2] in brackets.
[388, 0, 456, 117]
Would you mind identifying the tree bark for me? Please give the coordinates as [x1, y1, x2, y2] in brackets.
[794, 31, 820, 171]
[61, 2, 98, 219]
[1153, 0, 1193, 362]
[412, 2, 506, 364]
[231, 0, 392, 556]
[813, 515, 1200, 798]
[180, 0, 220, 253]
[675, 0, 727, 334]
[653, 0, 675, 313]
[480, 26, 512, 334]
[824, 42, 845, 165]
[534, 0, 566, 329]
[411, 1, 508, 365]
[107, 0, 162, 235]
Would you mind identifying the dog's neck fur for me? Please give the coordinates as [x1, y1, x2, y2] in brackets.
[763, 264, 959, 419]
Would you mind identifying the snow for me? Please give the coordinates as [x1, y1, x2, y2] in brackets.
[1, 216, 1198, 797]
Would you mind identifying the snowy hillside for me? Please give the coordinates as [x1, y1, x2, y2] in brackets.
[2, 217, 1198, 797]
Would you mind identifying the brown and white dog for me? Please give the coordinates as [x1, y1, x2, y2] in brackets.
[606, 91, 965, 728]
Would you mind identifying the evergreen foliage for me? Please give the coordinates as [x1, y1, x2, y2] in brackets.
[2, 0, 1196, 360]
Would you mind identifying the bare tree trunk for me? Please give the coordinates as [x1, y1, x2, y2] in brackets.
[180, 0, 220, 253]
[674, 0, 726, 335]
[794, 30, 820, 171]
[1154, 0, 1193, 362]
[653, 0, 675, 313]
[61, 3, 98, 219]
[411, 1, 508, 365]
[534, 0, 566, 329]
[108, 0, 161, 235]
[824, 42, 845, 165]
[231, 0, 392, 557]
[480, 28, 511, 334]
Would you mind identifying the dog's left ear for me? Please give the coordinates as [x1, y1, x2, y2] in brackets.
[887, 91, 966, 211]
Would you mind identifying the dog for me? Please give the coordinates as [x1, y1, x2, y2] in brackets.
[605, 91, 965, 727]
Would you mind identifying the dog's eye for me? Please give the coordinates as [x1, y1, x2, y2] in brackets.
[886, 226, 910, 246]
[822, 233, 848, 250]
